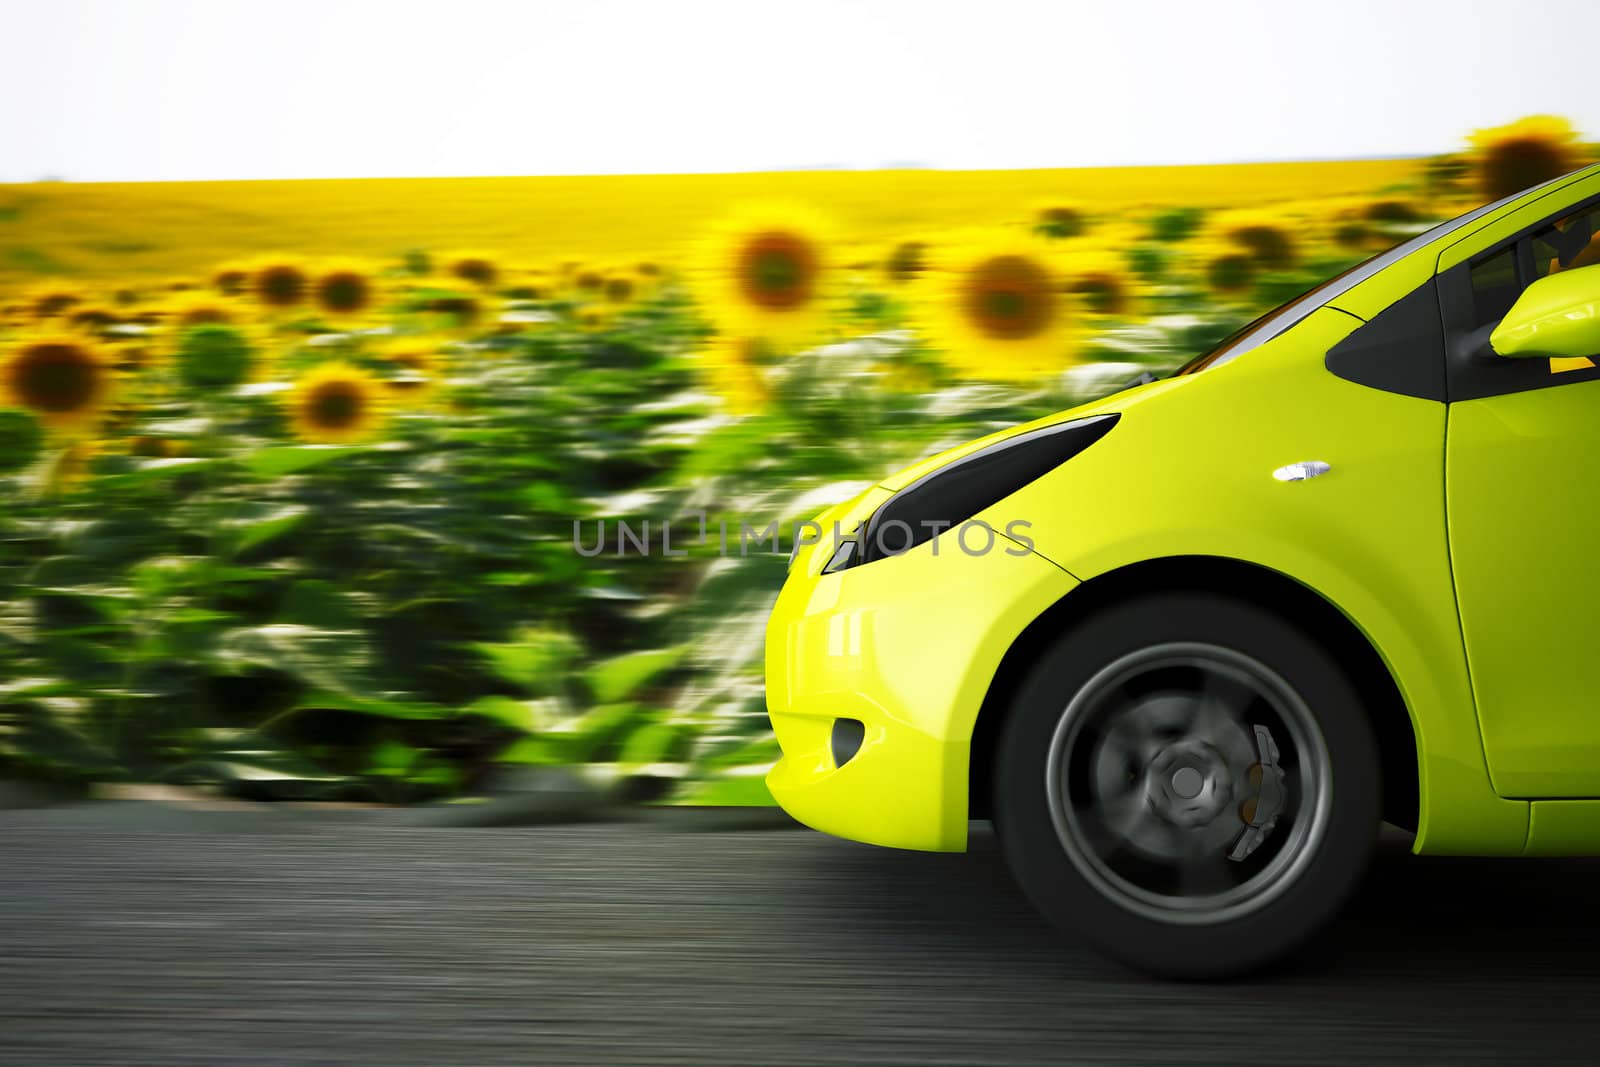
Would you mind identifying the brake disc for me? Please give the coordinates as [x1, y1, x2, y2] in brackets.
[1228, 723, 1287, 862]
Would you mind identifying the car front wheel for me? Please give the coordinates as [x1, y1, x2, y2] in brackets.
[994, 592, 1380, 978]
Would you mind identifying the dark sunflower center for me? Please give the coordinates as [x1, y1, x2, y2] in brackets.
[605, 277, 634, 303]
[1364, 200, 1419, 224]
[963, 255, 1055, 340]
[37, 293, 79, 317]
[308, 382, 364, 429]
[1233, 226, 1295, 270]
[74, 309, 116, 328]
[454, 260, 496, 286]
[320, 272, 371, 314]
[215, 271, 247, 296]
[1074, 276, 1125, 315]
[431, 295, 480, 323]
[259, 267, 307, 307]
[182, 307, 229, 327]
[1036, 208, 1084, 239]
[737, 232, 817, 311]
[1208, 253, 1255, 292]
[10, 343, 100, 413]
[886, 242, 926, 282]
[1484, 138, 1570, 202]
[1333, 221, 1369, 248]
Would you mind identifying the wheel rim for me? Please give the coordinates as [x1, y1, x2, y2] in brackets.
[1044, 641, 1332, 926]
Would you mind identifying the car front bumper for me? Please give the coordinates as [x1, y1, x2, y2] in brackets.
[764, 499, 1078, 852]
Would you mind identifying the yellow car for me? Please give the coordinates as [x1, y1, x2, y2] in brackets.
[766, 162, 1600, 977]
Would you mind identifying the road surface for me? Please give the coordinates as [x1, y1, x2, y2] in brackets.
[2, 803, 1598, 1064]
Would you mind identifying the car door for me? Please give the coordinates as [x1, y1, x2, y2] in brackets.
[1441, 193, 1600, 797]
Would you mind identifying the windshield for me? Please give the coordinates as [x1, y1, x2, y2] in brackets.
[1173, 178, 1571, 377]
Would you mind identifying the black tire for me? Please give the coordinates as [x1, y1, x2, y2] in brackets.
[994, 591, 1380, 978]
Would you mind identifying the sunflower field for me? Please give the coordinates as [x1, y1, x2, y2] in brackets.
[0, 116, 1593, 806]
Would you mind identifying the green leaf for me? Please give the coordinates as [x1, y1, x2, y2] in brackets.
[225, 503, 310, 553]
[673, 771, 776, 806]
[548, 702, 652, 762]
[367, 739, 419, 777]
[583, 646, 687, 704]
[90, 457, 219, 489]
[464, 695, 543, 733]
[470, 628, 579, 694]
[242, 445, 365, 478]
[214, 625, 371, 694]
[619, 721, 691, 766]
[281, 580, 361, 631]
[497, 735, 563, 765]
[287, 690, 450, 720]
[699, 736, 783, 772]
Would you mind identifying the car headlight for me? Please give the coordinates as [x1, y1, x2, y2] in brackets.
[825, 413, 1118, 573]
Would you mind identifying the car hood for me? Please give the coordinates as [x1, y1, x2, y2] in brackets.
[875, 373, 1188, 493]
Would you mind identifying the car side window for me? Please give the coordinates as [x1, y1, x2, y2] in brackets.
[1529, 205, 1600, 280]
[1441, 191, 1600, 402]
[1468, 248, 1519, 328]
[1465, 202, 1600, 331]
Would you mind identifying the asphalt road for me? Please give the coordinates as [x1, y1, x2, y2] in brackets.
[3, 803, 1599, 1066]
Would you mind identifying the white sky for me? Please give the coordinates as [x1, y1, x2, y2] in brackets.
[2, 0, 1597, 182]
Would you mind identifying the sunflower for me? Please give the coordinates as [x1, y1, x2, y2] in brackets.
[446, 252, 500, 288]
[701, 336, 770, 414]
[631, 261, 667, 298]
[378, 338, 442, 405]
[28, 285, 84, 319]
[127, 435, 185, 459]
[602, 272, 638, 306]
[212, 264, 251, 297]
[1363, 198, 1422, 226]
[1032, 202, 1090, 240]
[250, 259, 310, 310]
[571, 267, 607, 298]
[285, 362, 387, 444]
[1469, 115, 1583, 202]
[379, 337, 440, 376]
[917, 236, 1075, 379]
[312, 262, 378, 322]
[693, 201, 838, 347]
[883, 240, 929, 285]
[1211, 209, 1299, 270]
[67, 305, 121, 335]
[109, 341, 158, 374]
[0, 335, 115, 431]
[1059, 247, 1138, 317]
[1194, 242, 1257, 297]
[419, 287, 485, 330]
[573, 304, 614, 333]
[166, 292, 239, 330]
[504, 270, 555, 301]
[1324, 201, 1374, 251]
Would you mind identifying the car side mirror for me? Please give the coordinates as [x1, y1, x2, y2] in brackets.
[1489, 263, 1600, 359]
